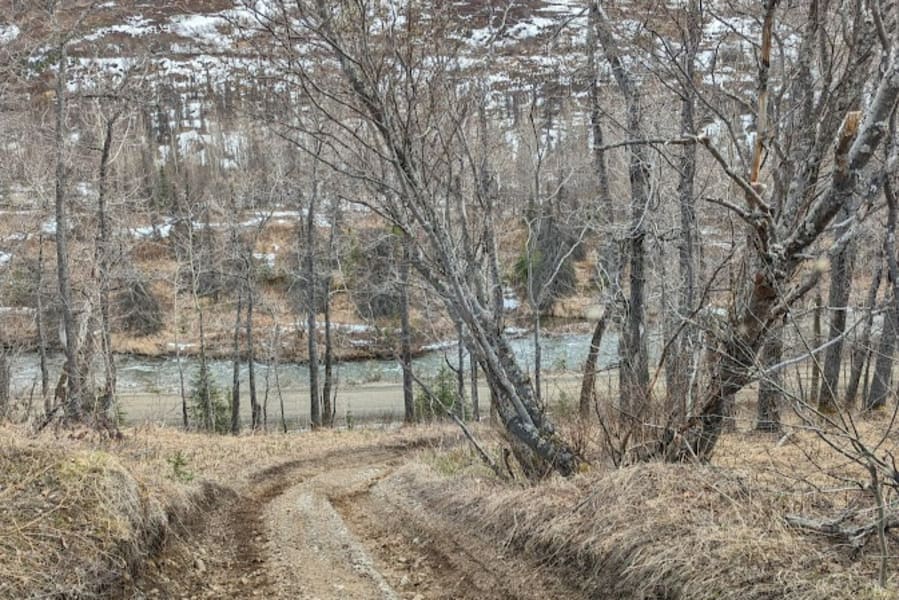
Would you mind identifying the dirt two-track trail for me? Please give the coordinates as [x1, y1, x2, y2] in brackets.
[130, 440, 582, 600]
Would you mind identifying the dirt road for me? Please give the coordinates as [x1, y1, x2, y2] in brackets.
[132, 439, 583, 599]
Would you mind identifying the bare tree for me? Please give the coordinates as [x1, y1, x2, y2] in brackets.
[243, 0, 580, 475]
[594, 4, 651, 417]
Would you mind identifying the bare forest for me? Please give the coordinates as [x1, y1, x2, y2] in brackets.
[3, 0, 899, 598]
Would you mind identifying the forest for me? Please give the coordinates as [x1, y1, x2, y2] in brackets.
[2, 0, 899, 598]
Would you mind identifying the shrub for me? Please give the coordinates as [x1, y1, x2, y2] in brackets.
[512, 216, 578, 312]
[416, 365, 467, 422]
[189, 366, 229, 433]
[344, 228, 402, 320]
[115, 276, 164, 336]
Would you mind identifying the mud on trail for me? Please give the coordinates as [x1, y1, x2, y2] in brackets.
[130, 439, 583, 600]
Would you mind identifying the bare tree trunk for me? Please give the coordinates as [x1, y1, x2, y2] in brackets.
[37, 234, 49, 413]
[231, 292, 243, 434]
[247, 284, 259, 429]
[470, 352, 480, 421]
[53, 42, 81, 421]
[579, 314, 607, 419]
[457, 321, 466, 419]
[846, 262, 882, 408]
[820, 204, 856, 411]
[581, 3, 616, 423]
[272, 324, 287, 433]
[96, 114, 118, 417]
[173, 260, 189, 429]
[533, 313, 542, 406]
[186, 216, 212, 431]
[305, 183, 321, 429]
[321, 200, 338, 427]
[321, 277, 334, 427]
[400, 237, 415, 423]
[594, 5, 650, 417]
[0, 351, 8, 420]
[756, 324, 783, 432]
[811, 290, 823, 405]
[867, 301, 896, 411]
[870, 178, 899, 410]
[669, 0, 701, 408]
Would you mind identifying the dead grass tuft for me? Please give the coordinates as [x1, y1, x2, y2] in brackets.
[0, 427, 187, 598]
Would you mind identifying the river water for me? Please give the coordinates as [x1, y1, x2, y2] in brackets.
[13, 332, 618, 395]
[11, 331, 627, 424]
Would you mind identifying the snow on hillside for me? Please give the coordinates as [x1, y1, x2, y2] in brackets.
[11, 1, 776, 172]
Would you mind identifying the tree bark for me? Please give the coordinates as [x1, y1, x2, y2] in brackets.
[669, 0, 700, 408]
[231, 292, 243, 434]
[811, 290, 823, 405]
[247, 281, 260, 429]
[0, 351, 9, 420]
[867, 301, 896, 410]
[470, 351, 480, 421]
[870, 178, 899, 410]
[594, 4, 650, 417]
[321, 200, 338, 427]
[756, 324, 783, 432]
[819, 203, 856, 411]
[457, 321, 466, 420]
[96, 114, 118, 416]
[53, 42, 81, 421]
[37, 234, 50, 413]
[579, 314, 607, 419]
[305, 184, 321, 429]
[845, 262, 882, 408]
[400, 237, 415, 423]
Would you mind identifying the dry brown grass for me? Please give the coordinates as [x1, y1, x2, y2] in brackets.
[0, 421, 462, 598]
[0, 426, 182, 598]
[402, 420, 899, 599]
[6, 415, 897, 599]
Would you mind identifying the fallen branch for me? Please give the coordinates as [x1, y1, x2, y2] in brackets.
[785, 511, 899, 551]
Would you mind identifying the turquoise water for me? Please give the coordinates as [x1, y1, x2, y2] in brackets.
[10, 331, 620, 396]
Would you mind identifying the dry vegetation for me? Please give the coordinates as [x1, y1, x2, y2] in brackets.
[405, 420, 899, 598]
[3, 413, 899, 598]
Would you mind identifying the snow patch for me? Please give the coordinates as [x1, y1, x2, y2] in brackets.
[252, 252, 276, 268]
[0, 23, 21, 45]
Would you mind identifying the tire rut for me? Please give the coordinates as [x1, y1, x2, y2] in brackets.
[133, 443, 413, 598]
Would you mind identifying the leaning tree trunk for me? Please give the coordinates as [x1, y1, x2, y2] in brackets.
[579, 314, 607, 419]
